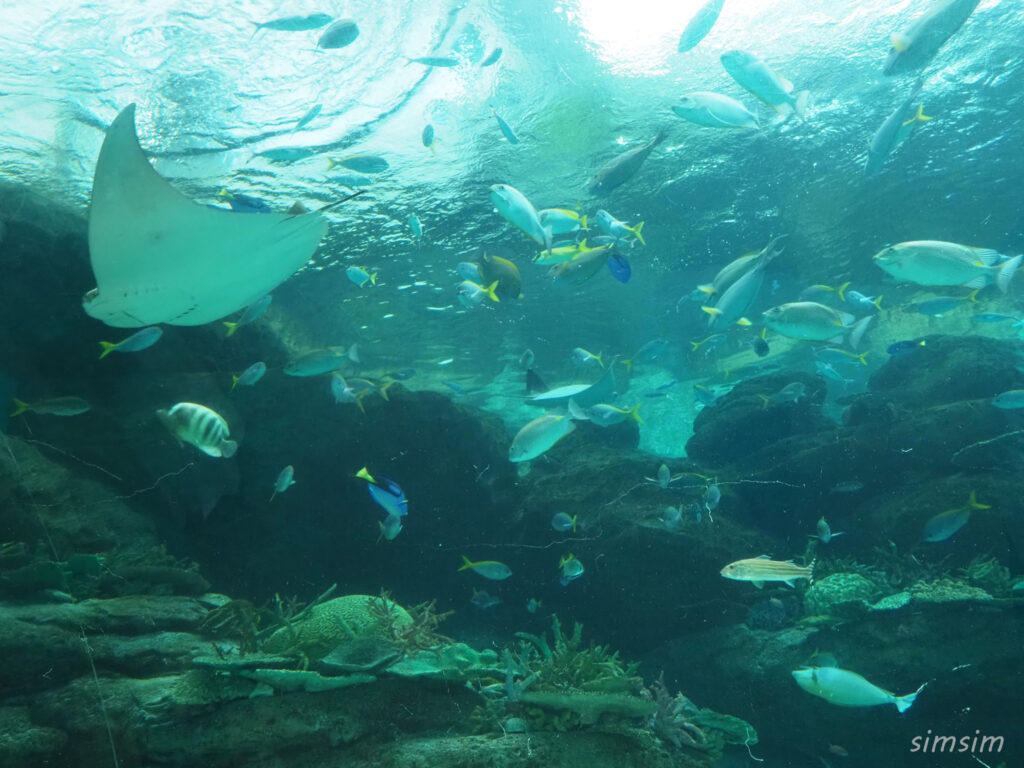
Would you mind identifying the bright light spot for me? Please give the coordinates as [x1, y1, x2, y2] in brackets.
[574, 0, 703, 73]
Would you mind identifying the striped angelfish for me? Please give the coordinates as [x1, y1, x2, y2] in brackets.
[156, 402, 237, 458]
[720, 555, 814, 588]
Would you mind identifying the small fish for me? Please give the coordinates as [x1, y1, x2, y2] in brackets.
[752, 331, 770, 357]
[385, 368, 416, 381]
[792, 666, 925, 712]
[663, 506, 683, 531]
[346, 266, 377, 288]
[559, 554, 585, 586]
[317, 19, 360, 49]
[815, 361, 850, 385]
[284, 347, 348, 377]
[772, 382, 807, 404]
[492, 109, 519, 144]
[459, 555, 512, 580]
[689, 334, 725, 352]
[581, 403, 642, 428]
[672, 91, 758, 129]
[327, 154, 390, 174]
[923, 491, 989, 542]
[827, 744, 849, 757]
[830, 480, 864, 493]
[645, 381, 677, 398]
[232, 361, 267, 390]
[470, 588, 502, 609]
[526, 597, 541, 613]
[594, 209, 645, 245]
[509, 413, 576, 462]
[477, 252, 524, 299]
[519, 349, 536, 370]
[421, 124, 436, 155]
[973, 313, 1017, 323]
[703, 481, 721, 515]
[480, 47, 503, 67]
[677, 0, 725, 52]
[815, 347, 868, 366]
[845, 290, 882, 311]
[992, 390, 1024, 410]
[812, 516, 845, 543]
[720, 555, 814, 588]
[551, 512, 578, 532]
[624, 338, 669, 370]
[256, 146, 317, 163]
[251, 13, 333, 36]
[409, 56, 460, 67]
[218, 188, 272, 213]
[98, 326, 163, 359]
[537, 208, 586, 236]
[223, 295, 272, 336]
[356, 467, 409, 518]
[294, 104, 322, 131]
[655, 463, 671, 488]
[9, 396, 91, 417]
[865, 78, 932, 176]
[156, 402, 237, 458]
[269, 465, 296, 501]
[913, 292, 975, 316]
[378, 513, 403, 541]
[409, 213, 423, 241]
[887, 338, 927, 356]
[457, 280, 500, 309]
[571, 348, 604, 368]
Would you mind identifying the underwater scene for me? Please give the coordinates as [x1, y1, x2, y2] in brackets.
[1, 0, 1023, 766]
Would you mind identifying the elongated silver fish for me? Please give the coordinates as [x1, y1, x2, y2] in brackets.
[156, 402, 237, 458]
[883, 0, 980, 76]
[793, 666, 925, 712]
[720, 555, 813, 587]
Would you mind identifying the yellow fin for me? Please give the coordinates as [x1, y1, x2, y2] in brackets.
[98, 341, 117, 359]
[484, 280, 500, 303]
[9, 398, 30, 417]
[836, 281, 850, 302]
[891, 33, 909, 53]
[966, 491, 991, 510]
[630, 221, 646, 246]
[356, 466, 376, 483]
[902, 104, 932, 126]
[701, 306, 722, 317]
[628, 403, 643, 424]
[223, 321, 239, 337]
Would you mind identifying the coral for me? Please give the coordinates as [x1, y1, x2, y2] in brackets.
[647, 674, 706, 750]
[368, 591, 453, 653]
[387, 643, 502, 680]
[198, 600, 260, 654]
[803, 573, 881, 617]
[520, 690, 656, 726]
[910, 578, 993, 604]
[959, 555, 1013, 595]
[237, 668, 376, 693]
[870, 591, 912, 611]
[744, 596, 801, 630]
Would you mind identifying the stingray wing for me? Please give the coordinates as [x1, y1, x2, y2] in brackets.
[84, 104, 329, 327]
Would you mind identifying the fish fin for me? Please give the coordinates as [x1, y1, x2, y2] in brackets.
[220, 440, 238, 459]
[902, 104, 932, 125]
[783, 579, 795, 588]
[378, 381, 392, 401]
[697, 284, 716, 296]
[890, 33, 910, 53]
[580, 215, 588, 230]
[754, 554, 771, 560]
[972, 248, 1002, 266]
[966, 490, 991, 510]
[848, 315, 874, 352]
[839, 311, 855, 326]
[370, 272, 378, 286]
[484, 281, 500, 303]
[223, 321, 239, 337]
[629, 403, 643, 423]
[735, 317, 752, 326]
[596, 352, 605, 368]
[962, 275, 988, 289]
[98, 341, 117, 359]
[458, 555, 475, 572]
[793, 90, 809, 120]
[752, 580, 764, 589]
[872, 294, 884, 310]
[830, 531, 845, 538]
[997, 254, 1022, 294]
[570, 516, 577, 532]
[567, 399, 589, 421]
[621, 357, 634, 372]
[326, 157, 338, 171]
[967, 289, 980, 303]
[9, 398, 30, 417]
[835, 281, 850, 302]
[896, 683, 926, 713]
[231, 375, 240, 391]
[268, 491, 276, 503]
[356, 466, 376, 483]
[630, 221, 646, 246]
[701, 306, 722, 316]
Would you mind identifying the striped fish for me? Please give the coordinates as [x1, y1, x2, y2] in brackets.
[720, 555, 814, 588]
[156, 402, 237, 458]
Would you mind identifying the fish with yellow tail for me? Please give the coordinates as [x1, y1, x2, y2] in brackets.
[720, 555, 814, 588]
[792, 665, 926, 713]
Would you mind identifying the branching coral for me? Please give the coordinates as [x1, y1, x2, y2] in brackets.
[647, 673, 706, 749]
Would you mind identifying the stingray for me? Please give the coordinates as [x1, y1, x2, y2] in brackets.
[83, 104, 333, 328]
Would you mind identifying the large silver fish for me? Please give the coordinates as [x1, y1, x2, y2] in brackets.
[792, 666, 925, 712]
[703, 236, 785, 328]
[588, 130, 667, 196]
[883, 0, 981, 76]
[156, 402, 237, 458]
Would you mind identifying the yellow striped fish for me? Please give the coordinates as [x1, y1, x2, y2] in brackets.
[720, 555, 814, 588]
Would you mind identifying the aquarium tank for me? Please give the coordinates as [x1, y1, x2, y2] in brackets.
[1, 0, 1022, 766]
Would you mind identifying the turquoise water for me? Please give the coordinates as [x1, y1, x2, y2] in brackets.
[1, 1, 1022, 766]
